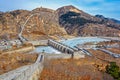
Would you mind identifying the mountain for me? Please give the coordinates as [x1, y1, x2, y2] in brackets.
[0, 11, 3, 15]
[95, 15, 120, 29]
[95, 15, 120, 24]
[57, 5, 120, 36]
[0, 8, 67, 40]
[0, 5, 120, 40]
[110, 19, 120, 24]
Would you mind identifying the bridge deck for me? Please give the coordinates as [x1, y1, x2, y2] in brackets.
[48, 39, 76, 54]
[49, 39, 76, 50]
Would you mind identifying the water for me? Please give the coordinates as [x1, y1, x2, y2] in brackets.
[33, 46, 61, 54]
[33, 37, 109, 53]
[61, 37, 109, 48]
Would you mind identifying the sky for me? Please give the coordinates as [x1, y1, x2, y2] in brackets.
[0, 0, 120, 20]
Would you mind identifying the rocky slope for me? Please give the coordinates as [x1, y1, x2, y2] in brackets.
[0, 5, 120, 40]
[0, 8, 67, 40]
[57, 5, 120, 36]
[111, 19, 120, 24]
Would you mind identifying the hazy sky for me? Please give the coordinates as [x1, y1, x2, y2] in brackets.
[0, 0, 120, 20]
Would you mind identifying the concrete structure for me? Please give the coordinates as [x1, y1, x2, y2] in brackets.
[80, 49, 92, 56]
[0, 54, 44, 80]
[75, 44, 97, 49]
[74, 46, 92, 56]
[28, 40, 48, 46]
[100, 37, 120, 42]
[0, 52, 84, 80]
[45, 51, 85, 60]
[48, 39, 76, 54]
[0, 49, 84, 80]
[98, 48, 120, 58]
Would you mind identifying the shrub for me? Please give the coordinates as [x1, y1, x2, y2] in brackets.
[106, 62, 120, 79]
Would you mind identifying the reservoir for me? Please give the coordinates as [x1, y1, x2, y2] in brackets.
[33, 37, 109, 53]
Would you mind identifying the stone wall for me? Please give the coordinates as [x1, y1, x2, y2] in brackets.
[45, 51, 85, 60]
[0, 54, 44, 80]
[28, 40, 48, 46]
[0, 50, 85, 80]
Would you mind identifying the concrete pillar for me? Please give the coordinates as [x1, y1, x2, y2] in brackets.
[55, 44, 57, 48]
[53, 43, 56, 48]
[66, 49, 69, 54]
[63, 48, 66, 53]
[53, 43, 54, 46]
[48, 40, 75, 55]
[59, 46, 61, 51]
[65, 49, 68, 53]
[55, 43, 57, 48]
[61, 46, 64, 52]
[49, 41, 52, 45]
[56, 44, 58, 49]
[57, 45, 60, 50]
[60, 45, 62, 50]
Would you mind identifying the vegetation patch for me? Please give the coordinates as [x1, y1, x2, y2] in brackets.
[106, 62, 120, 80]
[39, 57, 113, 80]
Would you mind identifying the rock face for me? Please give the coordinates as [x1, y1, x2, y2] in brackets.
[0, 5, 120, 40]
[57, 5, 120, 36]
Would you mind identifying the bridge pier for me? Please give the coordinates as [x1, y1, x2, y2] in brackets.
[48, 39, 74, 54]
[48, 39, 85, 59]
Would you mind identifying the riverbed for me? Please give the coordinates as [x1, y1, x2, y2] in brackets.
[33, 37, 109, 53]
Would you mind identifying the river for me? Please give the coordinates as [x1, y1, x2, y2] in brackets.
[32, 37, 109, 54]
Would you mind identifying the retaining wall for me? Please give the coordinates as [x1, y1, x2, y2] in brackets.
[0, 54, 44, 80]
[28, 40, 48, 46]
[45, 51, 85, 60]
[0, 51, 85, 80]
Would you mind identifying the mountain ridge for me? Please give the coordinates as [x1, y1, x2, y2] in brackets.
[95, 14, 120, 24]
[0, 5, 120, 40]
[58, 5, 120, 36]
